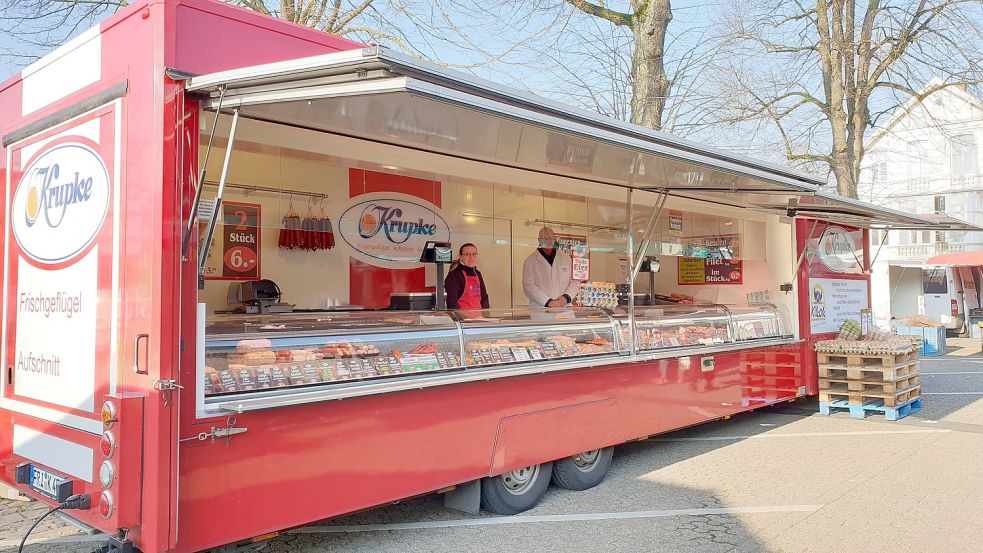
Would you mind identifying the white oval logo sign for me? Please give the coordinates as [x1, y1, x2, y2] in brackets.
[12, 143, 110, 264]
[817, 226, 859, 273]
[338, 196, 450, 263]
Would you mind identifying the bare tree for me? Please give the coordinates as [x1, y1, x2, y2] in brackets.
[713, 0, 983, 197]
[0, 1, 410, 72]
[561, 1, 672, 129]
[0, 1, 126, 72]
[232, 1, 374, 34]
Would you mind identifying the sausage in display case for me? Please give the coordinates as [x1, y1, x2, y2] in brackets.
[457, 308, 619, 367]
[628, 305, 732, 350]
[202, 312, 464, 397]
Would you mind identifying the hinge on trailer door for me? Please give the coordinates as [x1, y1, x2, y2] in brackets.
[153, 379, 183, 391]
[153, 379, 184, 406]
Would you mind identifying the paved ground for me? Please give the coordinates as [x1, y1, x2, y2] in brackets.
[4, 344, 983, 553]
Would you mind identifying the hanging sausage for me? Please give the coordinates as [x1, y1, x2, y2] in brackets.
[278, 195, 303, 249]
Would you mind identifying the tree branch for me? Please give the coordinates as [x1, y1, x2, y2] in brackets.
[564, 0, 632, 27]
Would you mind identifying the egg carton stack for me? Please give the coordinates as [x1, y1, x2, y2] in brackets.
[814, 336, 921, 421]
[576, 282, 619, 308]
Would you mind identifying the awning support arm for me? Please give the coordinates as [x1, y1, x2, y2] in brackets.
[182, 85, 228, 260]
[867, 229, 890, 272]
[631, 190, 668, 282]
[198, 107, 240, 275]
[792, 218, 821, 276]
[626, 187, 636, 356]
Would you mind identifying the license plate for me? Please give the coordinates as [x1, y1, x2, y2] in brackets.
[29, 465, 68, 500]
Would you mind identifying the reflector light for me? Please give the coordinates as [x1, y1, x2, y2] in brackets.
[951, 299, 959, 316]
[99, 461, 115, 489]
[100, 431, 116, 458]
[101, 401, 117, 429]
[98, 490, 114, 519]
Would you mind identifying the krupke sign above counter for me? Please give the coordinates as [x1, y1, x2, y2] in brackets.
[338, 193, 451, 265]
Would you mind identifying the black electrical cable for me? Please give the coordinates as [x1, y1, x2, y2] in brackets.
[17, 506, 60, 553]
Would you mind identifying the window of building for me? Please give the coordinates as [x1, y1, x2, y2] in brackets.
[952, 134, 977, 176]
[922, 230, 932, 243]
[907, 140, 928, 179]
[935, 195, 946, 214]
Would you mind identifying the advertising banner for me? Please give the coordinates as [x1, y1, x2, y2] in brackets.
[555, 233, 589, 281]
[668, 211, 683, 236]
[809, 277, 869, 333]
[677, 257, 743, 285]
[4, 102, 120, 418]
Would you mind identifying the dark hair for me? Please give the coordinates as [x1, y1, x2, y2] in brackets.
[459, 243, 477, 255]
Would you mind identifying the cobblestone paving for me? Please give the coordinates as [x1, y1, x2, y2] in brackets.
[2, 348, 981, 553]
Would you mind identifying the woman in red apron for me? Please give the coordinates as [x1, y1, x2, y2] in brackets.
[444, 243, 490, 313]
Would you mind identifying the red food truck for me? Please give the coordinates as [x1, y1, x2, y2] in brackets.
[0, 1, 971, 551]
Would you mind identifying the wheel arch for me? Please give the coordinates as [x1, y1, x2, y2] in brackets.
[487, 398, 625, 477]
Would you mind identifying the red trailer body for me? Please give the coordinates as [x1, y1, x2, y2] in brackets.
[0, 2, 931, 552]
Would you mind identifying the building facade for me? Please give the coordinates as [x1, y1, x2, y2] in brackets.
[859, 81, 983, 329]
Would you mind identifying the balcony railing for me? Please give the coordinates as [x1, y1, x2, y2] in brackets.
[861, 173, 983, 200]
[877, 242, 981, 260]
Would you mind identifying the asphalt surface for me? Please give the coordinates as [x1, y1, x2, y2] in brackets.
[4, 342, 983, 553]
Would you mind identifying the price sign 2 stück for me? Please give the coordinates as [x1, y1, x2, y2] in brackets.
[219, 202, 261, 280]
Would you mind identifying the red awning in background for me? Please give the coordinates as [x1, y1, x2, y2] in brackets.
[925, 250, 983, 266]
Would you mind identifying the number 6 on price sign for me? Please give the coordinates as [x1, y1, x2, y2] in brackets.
[208, 202, 261, 280]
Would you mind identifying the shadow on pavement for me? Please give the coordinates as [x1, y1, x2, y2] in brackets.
[263, 405, 811, 553]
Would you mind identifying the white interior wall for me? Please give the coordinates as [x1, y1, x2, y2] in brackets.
[198, 116, 796, 329]
[889, 265, 922, 321]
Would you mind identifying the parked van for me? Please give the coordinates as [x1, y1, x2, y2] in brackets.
[922, 267, 969, 334]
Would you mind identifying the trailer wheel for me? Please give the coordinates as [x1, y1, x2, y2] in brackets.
[480, 462, 553, 514]
[550, 447, 614, 491]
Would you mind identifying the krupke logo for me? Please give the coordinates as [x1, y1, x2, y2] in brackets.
[356, 203, 439, 243]
[13, 143, 110, 264]
[339, 197, 450, 263]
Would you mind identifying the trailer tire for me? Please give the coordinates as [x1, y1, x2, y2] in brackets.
[480, 462, 553, 514]
[550, 447, 614, 491]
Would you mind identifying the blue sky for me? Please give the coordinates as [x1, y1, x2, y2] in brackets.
[2, 0, 976, 177]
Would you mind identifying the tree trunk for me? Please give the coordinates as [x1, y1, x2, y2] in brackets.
[630, 0, 672, 130]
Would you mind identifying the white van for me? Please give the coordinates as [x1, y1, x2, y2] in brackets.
[921, 267, 972, 334]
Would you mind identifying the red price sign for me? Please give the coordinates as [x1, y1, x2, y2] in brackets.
[209, 202, 261, 280]
[224, 246, 258, 273]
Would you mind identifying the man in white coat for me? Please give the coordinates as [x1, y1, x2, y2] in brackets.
[522, 227, 581, 307]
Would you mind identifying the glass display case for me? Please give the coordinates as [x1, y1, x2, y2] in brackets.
[728, 304, 789, 341]
[630, 305, 732, 350]
[458, 308, 618, 367]
[200, 304, 793, 400]
[202, 311, 464, 397]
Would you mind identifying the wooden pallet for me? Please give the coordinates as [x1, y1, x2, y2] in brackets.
[819, 374, 921, 394]
[818, 384, 920, 407]
[819, 397, 922, 421]
[816, 350, 918, 367]
[818, 360, 918, 382]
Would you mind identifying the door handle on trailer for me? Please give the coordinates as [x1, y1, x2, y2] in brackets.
[133, 333, 150, 374]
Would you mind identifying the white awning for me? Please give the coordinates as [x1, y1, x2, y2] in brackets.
[185, 46, 973, 231]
